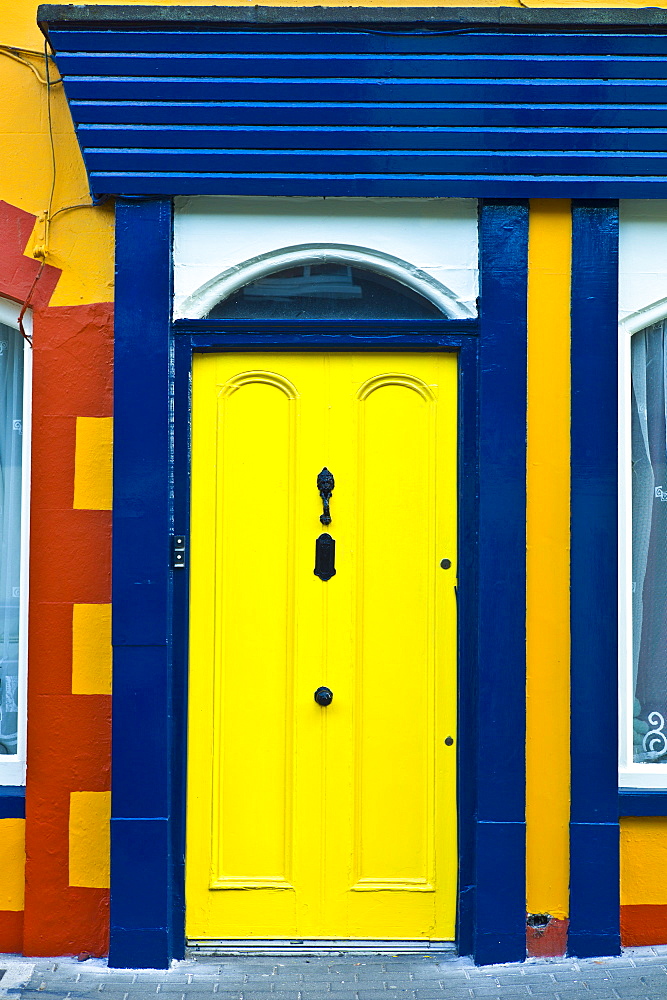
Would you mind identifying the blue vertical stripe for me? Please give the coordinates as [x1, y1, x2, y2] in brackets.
[110, 198, 175, 971]
[569, 201, 621, 959]
[472, 201, 528, 965]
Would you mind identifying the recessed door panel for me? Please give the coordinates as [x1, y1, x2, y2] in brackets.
[213, 375, 296, 888]
[354, 377, 436, 890]
[186, 353, 457, 942]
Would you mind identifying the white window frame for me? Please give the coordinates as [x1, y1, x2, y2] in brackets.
[619, 299, 667, 788]
[0, 297, 31, 786]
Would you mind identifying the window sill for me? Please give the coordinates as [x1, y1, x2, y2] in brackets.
[0, 788, 25, 818]
[619, 788, 667, 816]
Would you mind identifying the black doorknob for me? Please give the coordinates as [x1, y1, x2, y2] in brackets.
[314, 686, 333, 707]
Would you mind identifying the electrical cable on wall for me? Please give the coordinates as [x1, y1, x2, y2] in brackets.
[12, 37, 105, 345]
[0, 42, 62, 85]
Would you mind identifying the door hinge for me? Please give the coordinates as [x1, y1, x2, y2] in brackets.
[171, 534, 186, 569]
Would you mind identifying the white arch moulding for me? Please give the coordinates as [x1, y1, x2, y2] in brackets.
[174, 243, 476, 321]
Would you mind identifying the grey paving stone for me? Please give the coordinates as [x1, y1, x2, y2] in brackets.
[526, 987, 583, 995]
[266, 992, 360, 1000]
[341, 984, 390, 992]
[477, 976, 529, 986]
[13, 949, 667, 1000]
[467, 988, 527, 997]
[427, 993, 470, 1000]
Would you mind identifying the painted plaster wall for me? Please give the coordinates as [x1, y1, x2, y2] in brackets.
[621, 818, 667, 945]
[0, 0, 113, 957]
[3, 0, 667, 964]
[525, 201, 571, 958]
[620, 202, 667, 328]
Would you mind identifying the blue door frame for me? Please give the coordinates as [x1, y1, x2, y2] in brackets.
[109, 197, 529, 970]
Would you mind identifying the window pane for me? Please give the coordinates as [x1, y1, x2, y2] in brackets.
[0, 323, 23, 756]
[206, 264, 442, 320]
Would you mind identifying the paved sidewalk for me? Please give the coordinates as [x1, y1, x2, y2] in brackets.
[2, 948, 667, 1000]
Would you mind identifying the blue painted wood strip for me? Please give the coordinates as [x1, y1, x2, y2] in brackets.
[619, 790, 667, 817]
[182, 333, 472, 350]
[454, 333, 480, 960]
[0, 788, 25, 819]
[569, 201, 620, 960]
[77, 125, 667, 153]
[110, 199, 175, 971]
[87, 173, 667, 198]
[82, 149, 667, 175]
[70, 102, 667, 130]
[47, 28, 667, 56]
[472, 200, 528, 965]
[55, 52, 667, 80]
[62, 79, 667, 103]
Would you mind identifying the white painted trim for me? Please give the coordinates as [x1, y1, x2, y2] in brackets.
[0, 302, 30, 785]
[175, 243, 475, 321]
[619, 316, 633, 780]
[0, 298, 24, 331]
[620, 297, 667, 336]
[619, 765, 667, 789]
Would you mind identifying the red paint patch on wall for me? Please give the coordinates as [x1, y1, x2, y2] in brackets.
[32, 304, 113, 416]
[0, 911, 23, 954]
[621, 904, 667, 946]
[0, 201, 60, 308]
[27, 603, 73, 697]
[526, 915, 569, 958]
[30, 509, 111, 605]
[0, 199, 113, 957]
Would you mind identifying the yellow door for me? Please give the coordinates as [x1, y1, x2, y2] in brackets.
[186, 352, 458, 942]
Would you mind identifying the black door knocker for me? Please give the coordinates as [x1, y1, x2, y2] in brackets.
[315, 469, 336, 580]
[317, 467, 335, 526]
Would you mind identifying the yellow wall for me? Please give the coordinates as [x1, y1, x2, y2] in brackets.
[0, 820, 25, 911]
[526, 202, 572, 922]
[1, 7, 113, 307]
[72, 604, 112, 696]
[73, 417, 113, 511]
[69, 792, 111, 889]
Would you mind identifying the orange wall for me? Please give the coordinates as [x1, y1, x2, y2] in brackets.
[0, 1, 113, 956]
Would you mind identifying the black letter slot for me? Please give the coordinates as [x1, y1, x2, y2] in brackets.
[314, 533, 336, 581]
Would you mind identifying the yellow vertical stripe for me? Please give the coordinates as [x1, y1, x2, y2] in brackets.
[72, 603, 112, 695]
[69, 791, 111, 889]
[73, 416, 113, 511]
[526, 200, 571, 920]
[0, 819, 25, 911]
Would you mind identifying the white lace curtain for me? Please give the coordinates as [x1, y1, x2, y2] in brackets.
[0, 322, 23, 755]
[632, 320, 667, 762]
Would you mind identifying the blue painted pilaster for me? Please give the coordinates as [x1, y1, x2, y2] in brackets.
[469, 201, 528, 966]
[109, 198, 175, 970]
[569, 201, 620, 960]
